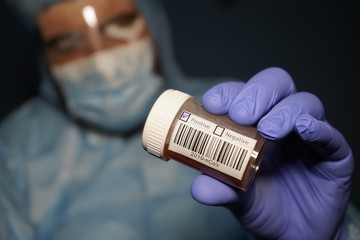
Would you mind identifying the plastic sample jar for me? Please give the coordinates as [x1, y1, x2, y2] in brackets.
[142, 89, 267, 190]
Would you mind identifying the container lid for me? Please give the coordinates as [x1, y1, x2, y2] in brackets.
[142, 89, 192, 159]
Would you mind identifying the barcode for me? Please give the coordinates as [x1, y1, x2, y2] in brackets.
[173, 123, 249, 171]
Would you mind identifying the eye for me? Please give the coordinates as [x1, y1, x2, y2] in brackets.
[101, 12, 145, 40]
[45, 32, 85, 52]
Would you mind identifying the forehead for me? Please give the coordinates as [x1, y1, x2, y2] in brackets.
[37, 0, 139, 38]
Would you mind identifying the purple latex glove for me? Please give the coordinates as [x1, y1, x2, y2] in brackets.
[191, 67, 353, 240]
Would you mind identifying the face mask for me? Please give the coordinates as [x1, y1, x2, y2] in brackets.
[51, 38, 163, 133]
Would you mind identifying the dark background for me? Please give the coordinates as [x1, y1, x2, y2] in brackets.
[0, 0, 359, 208]
[159, 0, 360, 208]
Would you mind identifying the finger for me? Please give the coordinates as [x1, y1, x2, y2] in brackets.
[295, 114, 353, 178]
[190, 174, 239, 205]
[202, 81, 246, 115]
[190, 174, 257, 216]
[228, 67, 296, 125]
[258, 92, 325, 140]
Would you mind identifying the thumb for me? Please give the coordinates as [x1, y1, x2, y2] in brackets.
[190, 174, 258, 222]
[190, 174, 240, 206]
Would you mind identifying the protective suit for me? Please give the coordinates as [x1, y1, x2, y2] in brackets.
[0, 0, 252, 239]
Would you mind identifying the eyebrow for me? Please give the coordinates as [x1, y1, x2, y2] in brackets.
[102, 10, 139, 27]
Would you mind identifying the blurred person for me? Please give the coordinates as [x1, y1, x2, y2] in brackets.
[0, 0, 248, 239]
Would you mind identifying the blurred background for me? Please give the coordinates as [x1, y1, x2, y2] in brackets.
[0, 0, 359, 208]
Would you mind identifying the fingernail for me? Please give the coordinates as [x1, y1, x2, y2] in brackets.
[258, 115, 286, 140]
[295, 117, 312, 134]
[228, 104, 252, 125]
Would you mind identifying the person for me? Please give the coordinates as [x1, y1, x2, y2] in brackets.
[0, 0, 250, 239]
[0, 0, 358, 240]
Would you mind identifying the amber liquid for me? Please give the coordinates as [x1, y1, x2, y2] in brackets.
[162, 99, 267, 190]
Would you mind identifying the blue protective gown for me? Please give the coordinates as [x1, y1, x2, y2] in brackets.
[0, 0, 255, 238]
[0, 93, 253, 240]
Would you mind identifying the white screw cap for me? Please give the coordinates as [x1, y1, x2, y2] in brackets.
[142, 89, 192, 159]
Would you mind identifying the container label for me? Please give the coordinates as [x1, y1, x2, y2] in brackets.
[169, 111, 257, 180]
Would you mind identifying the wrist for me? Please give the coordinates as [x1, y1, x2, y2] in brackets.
[334, 223, 347, 240]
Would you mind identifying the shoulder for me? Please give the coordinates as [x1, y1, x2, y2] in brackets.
[0, 97, 73, 156]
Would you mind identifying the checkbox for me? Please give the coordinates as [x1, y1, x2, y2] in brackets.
[214, 125, 225, 136]
[179, 111, 191, 122]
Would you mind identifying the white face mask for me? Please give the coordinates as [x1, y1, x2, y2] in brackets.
[51, 38, 163, 133]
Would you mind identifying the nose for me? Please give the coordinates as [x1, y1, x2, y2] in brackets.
[86, 30, 103, 54]
[82, 5, 103, 54]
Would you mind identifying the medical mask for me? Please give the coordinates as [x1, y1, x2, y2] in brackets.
[51, 38, 163, 133]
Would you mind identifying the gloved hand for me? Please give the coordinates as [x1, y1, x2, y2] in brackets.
[191, 67, 354, 240]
